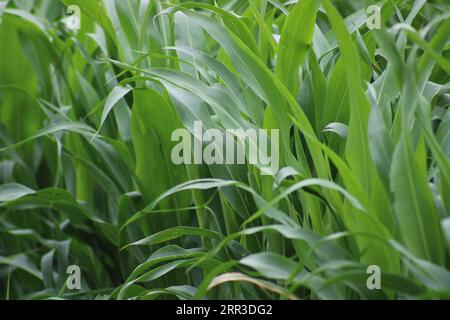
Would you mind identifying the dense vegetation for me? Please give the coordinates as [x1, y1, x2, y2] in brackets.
[0, 0, 449, 300]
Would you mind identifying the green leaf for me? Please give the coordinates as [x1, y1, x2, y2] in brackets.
[0, 183, 35, 202]
[276, 0, 320, 97]
[122, 226, 221, 250]
[390, 136, 445, 265]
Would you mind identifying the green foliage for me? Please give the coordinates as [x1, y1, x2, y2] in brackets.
[0, 0, 449, 300]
